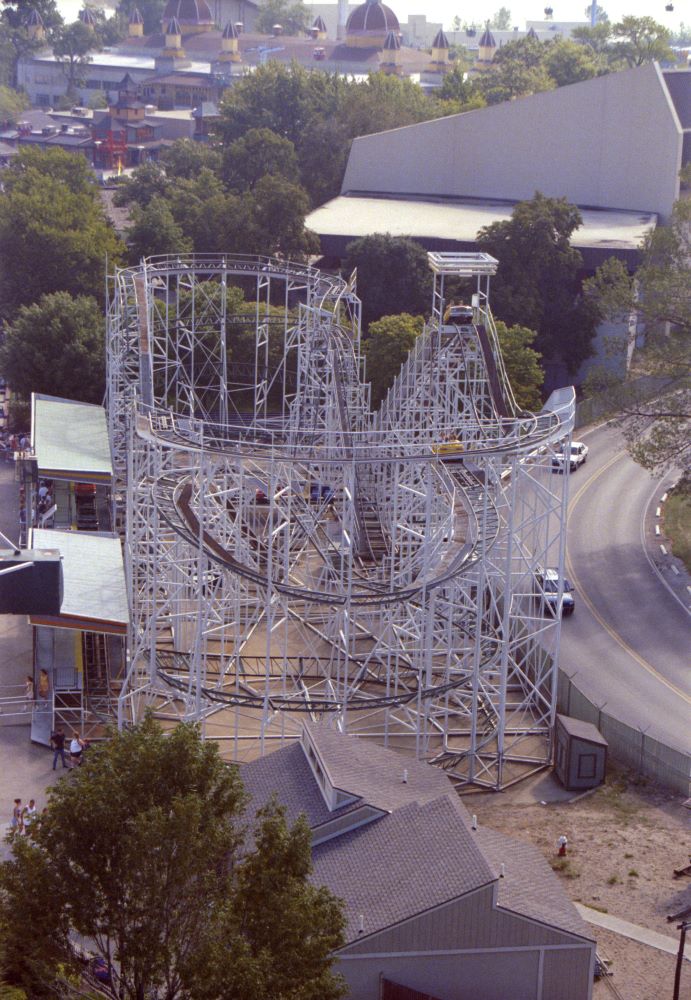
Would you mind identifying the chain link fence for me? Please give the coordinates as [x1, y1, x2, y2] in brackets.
[557, 670, 691, 797]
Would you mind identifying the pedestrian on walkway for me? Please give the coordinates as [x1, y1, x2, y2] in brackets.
[9, 798, 22, 838]
[557, 834, 568, 857]
[24, 674, 35, 705]
[70, 733, 85, 767]
[22, 799, 37, 836]
[51, 726, 68, 770]
[38, 669, 49, 700]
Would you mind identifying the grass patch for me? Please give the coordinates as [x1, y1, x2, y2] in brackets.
[628, 869, 639, 877]
[588, 902, 609, 914]
[607, 874, 620, 885]
[550, 858, 580, 879]
[624, 852, 634, 859]
[664, 481, 691, 571]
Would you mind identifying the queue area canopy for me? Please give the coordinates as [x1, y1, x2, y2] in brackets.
[31, 393, 112, 484]
[29, 529, 128, 635]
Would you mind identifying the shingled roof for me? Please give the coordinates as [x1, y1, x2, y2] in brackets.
[240, 724, 594, 947]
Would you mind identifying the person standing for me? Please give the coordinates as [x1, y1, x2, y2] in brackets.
[38, 669, 49, 701]
[9, 799, 22, 838]
[51, 726, 68, 770]
[22, 800, 37, 836]
[24, 674, 35, 706]
[69, 733, 85, 767]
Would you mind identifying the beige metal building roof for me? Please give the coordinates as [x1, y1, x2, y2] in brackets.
[29, 529, 128, 635]
[32, 394, 112, 484]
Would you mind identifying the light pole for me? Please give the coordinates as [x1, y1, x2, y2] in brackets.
[673, 920, 689, 1000]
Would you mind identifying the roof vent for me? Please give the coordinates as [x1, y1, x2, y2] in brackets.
[358, 914, 365, 934]
[471, 814, 477, 830]
[500, 863, 505, 878]
[402, 768, 408, 783]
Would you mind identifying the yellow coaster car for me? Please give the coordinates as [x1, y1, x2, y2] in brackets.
[432, 439, 465, 460]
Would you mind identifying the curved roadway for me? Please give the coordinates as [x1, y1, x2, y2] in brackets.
[559, 422, 690, 753]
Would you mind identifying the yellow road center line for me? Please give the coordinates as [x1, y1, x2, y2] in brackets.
[565, 450, 691, 705]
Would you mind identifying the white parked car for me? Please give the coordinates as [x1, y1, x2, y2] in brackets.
[552, 441, 588, 473]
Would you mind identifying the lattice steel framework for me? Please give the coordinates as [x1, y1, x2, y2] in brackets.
[107, 253, 575, 789]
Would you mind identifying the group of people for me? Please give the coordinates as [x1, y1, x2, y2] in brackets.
[0, 431, 29, 461]
[9, 797, 38, 838]
[50, 726, 88, 770]
[37, 479, 55, 516]
[24, 670, 50, 705]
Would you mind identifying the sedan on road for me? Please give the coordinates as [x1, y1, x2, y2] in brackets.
[552, 441, 589, 473]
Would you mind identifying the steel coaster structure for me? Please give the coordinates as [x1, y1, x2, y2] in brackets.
[106, 252, 575, 789]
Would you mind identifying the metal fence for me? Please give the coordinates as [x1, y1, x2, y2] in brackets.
[557, 670, 691, 797]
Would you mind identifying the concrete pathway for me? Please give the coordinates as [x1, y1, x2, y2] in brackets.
[574, 902, 691, 962]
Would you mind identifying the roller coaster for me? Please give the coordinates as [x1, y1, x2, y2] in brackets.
[107, 252, 575, 789]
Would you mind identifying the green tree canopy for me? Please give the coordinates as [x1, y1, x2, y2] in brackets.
[117, 0, 166, 34]
[113, 160, 169, 208]
[53, 19, 96, 96]
[364, 313, 425, 407]
[490, 7, 512, 29]
[0, 84, 28, 123]
[0, 0, 62, 87]
[127, 195, 193, 262]
[477, 192, 598, 374]
[255, 0, 310, 35]
[584, 196, 690, 473]
[611, 15, 675, 67]
[160, 137, 222, 180]
[0, 717, 346, 1000]
[223, 127, 300, 191]
[494, 320, 544, 411]
[542, 37, 602, 86]
[0, 148, 124, 318]
[0, 292, 105, 403]
[345, 234, 432, 330]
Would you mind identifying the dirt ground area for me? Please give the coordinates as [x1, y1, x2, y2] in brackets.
[465, 767, 691, 1000]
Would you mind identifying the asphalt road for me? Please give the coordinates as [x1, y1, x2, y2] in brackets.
[558, 422, 691, 753]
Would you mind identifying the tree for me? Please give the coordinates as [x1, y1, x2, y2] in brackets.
[494, 321, 544, 411]
[117, 0, 166, 34]
[113, 160, 169, 208]
[0, 292, 105, 403]
[223, 127, 300, 192]
[583, 4, 608, 22]
[255, 0, 310, 35]
[160, 138, 222, 180]
[251, 174, 319, 258]
[127, 195, 193, 262]
[610, 16, 675, 67]
[490, 7, 512, 29]
[439, 64, 485, 105]
[584, 196, 690, 473]
[571, 21, 613, 55]
[0, 0, 62, 87]
[345, 234, 432, 330]
[364, 313, 424, 406]
[477, 192, 599, 374]
[0, 717, 346, 1000]
[477, 37, 555, 103]
[542, 37, 601, 86]
[0, 84, 28, 123]
[53, 20, 96, 96]
[0, 148, 125, 317]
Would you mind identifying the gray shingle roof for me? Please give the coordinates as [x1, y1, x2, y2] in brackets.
[302, 722, 455, 812]
[477, 826, 594, 940]
[240, 725, 594, 946]
[312, 793, 495, 942]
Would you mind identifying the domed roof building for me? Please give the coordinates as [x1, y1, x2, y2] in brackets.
[346, 0, 399, 48]
[161, 0, 214, 35]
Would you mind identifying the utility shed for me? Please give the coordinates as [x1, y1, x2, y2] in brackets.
[555, 714, 608, 791]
